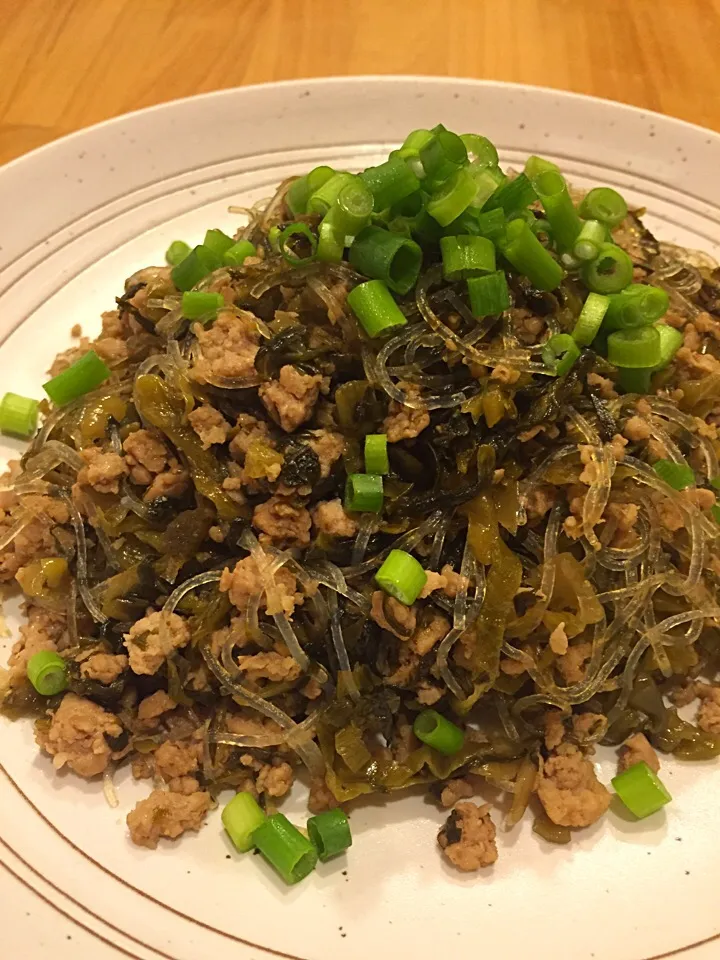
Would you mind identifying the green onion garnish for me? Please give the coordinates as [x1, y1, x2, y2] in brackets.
[364, 434, 389, 474]
[607, 326, 661, 369]
[413, 709, 464, 756]
[344, 473, 384, 514]
[307, 809, 352, 862]
[181, 291, 224, 322]
[653, 459, 695, 490]
[27, 650, 67, 696]
[485, 172, 536, 217]
[440, 235, 495, 281]
[307, 172, 355, 216]
[426, 167, 477, 226]
[542, 333, 581, 377]
[572, 292, 610, 346]
[581, 243, 634, 295]
[467, 270, 511, 318]
[222, 791, 267, 852]
[471, 207, 507, 240]
[277, 222, 317, 266]
[165, 240, 191, 266]
[531, 169, 583, 253]
[348, 226, 422, 295]
[329, 180, 374, 238]
[572, 220, 607, 262]
[419, 125, 468, 186]
[500, 218, 564, 292]
[171, 244, 222, 292]
[252, 813, 318, 885]
[618, 368, 652, 394]
[360, 156, 420, 212]
[578, 186, 628, 228]
[316, 219, 345, 264]
[203, 228, 235, 259]
[43, 351, 111, 406]
[347, 279, 407, 338]
[652, 323, 684, 372]
[460, 133, 499, 167]
[603, 284, 670, 331]
[0, 392, 39, 438]
[375, 549, 427, 605]
[396, 129, 434, 161]
[223, 240, 256, 267]
[611, 761, 671, 819]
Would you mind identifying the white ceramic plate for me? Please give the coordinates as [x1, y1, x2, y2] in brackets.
[2, 77, 720, 960]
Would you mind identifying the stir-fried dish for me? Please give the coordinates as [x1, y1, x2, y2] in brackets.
[3, 125, 720, 881]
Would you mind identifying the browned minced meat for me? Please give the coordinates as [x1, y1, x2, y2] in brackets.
[370, 590, 417, 638]
[219, 555, 301, 618]
[308, 777, 340, 814]
[137, 690, 177, 724]
[0, 494, 70, 581]
[537, 743, 610, 828]
[168, 776, 201, 795]
[259, 364, 323, 432]
[544, 709, 566, 750]
[696, 683, 720, 734]
[191, 309, 260, 382]
[383, 383, 430, 442]
[122, 429, 168, 482]
[439, 778, 475, 808]
[123, 611, 190, 675]
[127, 789, 210, 849]
[256, 760, 295, 798]
[490, 363, 520, 384]
[416, 681, 444, 705]
[411, 610, 450, 655]
[187, 404, 230, 449]
[312, 499, 357, 537]
[418, 569, 447, 598]
[587, 371, 618, 400]
[306, 429, 345, 478]
[144, 462, 189, 502]
[438, 802, 498, 871]
[556, 641, 592, 684]
[548, 622, 569, 656]
[610, 433, 628, 461]
[617, 733, 660, 774]
[37, 693, 122, 778]
[154, 739, 201, 781]
[252, 494, 311, 547]
[571, 712, 606, 742]
[624, 415, 652, 442]
[229, 414, 272, 461]
[523, 484, 558, 521]
[235, 651, 302, 683]
[6, 605, 66, 686]
[684, 488, 716, 511]
[80, 653, 128, 685]
[440, 563, 469, 598]
[77, 447, 128, 495]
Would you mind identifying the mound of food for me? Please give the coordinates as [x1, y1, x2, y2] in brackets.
[2, 125, 720, 881]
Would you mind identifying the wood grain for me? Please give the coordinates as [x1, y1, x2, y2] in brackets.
[1, 0, 720, 165]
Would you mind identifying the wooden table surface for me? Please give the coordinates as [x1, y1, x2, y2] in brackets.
[2, 0, 720, 166]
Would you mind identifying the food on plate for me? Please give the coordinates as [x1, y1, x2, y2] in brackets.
[2, 123, 720, 881]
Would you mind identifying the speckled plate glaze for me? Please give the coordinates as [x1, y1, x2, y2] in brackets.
[1, 77, 720, 960]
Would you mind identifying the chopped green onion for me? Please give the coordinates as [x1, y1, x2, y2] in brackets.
[316, 219, 345, 263]
[426, 167, 478, 226]
[440, 235, 496, 280]
[579, 187, 628, 229]
[531, 170, 583, 252]
[330, 180, 374, 237]
[485, 172, 536, 216]
[268, 225, 281, 252]
[603, 284, 670, 331]
[607, 326, 661, 369]
[287, 175, 310, 216]
[165, 240, 191, 266]
[307, 809, 352, 862]
[396, 129, 434, 160]
[531, 218, 553, 244]
[572, 293, 610, 346]
[364, 434, 389, 474]
[611, 761, 671, 819]
[360, 157, 420, 211]
[387, 216, 414, 238]
[542, 333, 581, 376]
[306, 165, 336, 192]
[468, 165, 506, 209]
[203, 228, 235, 259]
[344, 473, 383, 513]
[460, 133, 499, 167]
[171, 244, 222, 291]
[524, 155, 561, 180]
[581, 243, 634, 294]
[375, 549, 427, 605]
[419, 125, 467, 186]
[651, 322, 683, 372]
[573, 220, 607, 261]
[252, 813, 318, 885]
[467, 270, 511, 317]
[223, 240, 256, 267]
[27, 650, 67, 696]
[347, 279, 408, 338]
[500, 219, 564, 291]
[413, 709, 464, 755]
[391, 190, 425, 218]
[222, 791, 267, 852]
[653, 459, 695, 490]
[348, 226, 422, 295]
[277, 222, 317, 266]
[307, 172, 356, 216]
[472, 207, 507, 240]
[618, 368, 652, 394]
[0, 392, 39, 438]
[411, 209, 444, 245]
[181, 291, 224, 322]
[43, 351, 110, 406]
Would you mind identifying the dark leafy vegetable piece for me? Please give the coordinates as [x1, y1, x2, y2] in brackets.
[279, 439, 321, 488]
